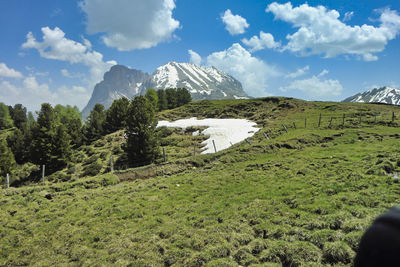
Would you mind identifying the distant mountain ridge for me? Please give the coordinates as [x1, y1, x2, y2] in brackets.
[342, 86, 400, 105]
[82, 62, 249, 118]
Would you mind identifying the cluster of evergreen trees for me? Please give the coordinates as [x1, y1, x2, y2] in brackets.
[0, 88, 192, 182]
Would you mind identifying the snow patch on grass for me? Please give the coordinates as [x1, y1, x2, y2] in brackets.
[158, 117, 260, 154]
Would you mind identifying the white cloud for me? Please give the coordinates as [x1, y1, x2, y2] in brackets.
[221, 9, 249, 35]
[61, 69, 84, 79]
[285, 65, 309, 79]
[242, 31, 280, 52]
[266, 2, 400, 61]
[79, 0, 180, 51]
[343, 11, 354, 22]
[206, 43, 280, 96]
[0, 76, 91, 112]
[0, 63, 23, 78]
[318, 69, 329, 77]
[188, 50, 202, 65]
[22, 26, 116, 90]
[280, 74, 343, 99]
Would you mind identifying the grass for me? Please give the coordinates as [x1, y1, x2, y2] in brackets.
[1, 97, 400, 266]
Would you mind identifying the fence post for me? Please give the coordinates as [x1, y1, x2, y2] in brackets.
[293, 122, 297, 129]
[42, 165, 45, 184]
[392, 112, 395, 122]
[163, 147, 166, 162]
[6, 173, 9, 188]
[282, 124, 288, 133]
[305, 118, 307, 129]
[110, 155, 114, 173]
[328, 117, 333, 128]
[212, 140, 217, 153]
[342, 114, 345, 126]
[318, 114, 322, 127]
[264, 133, 270, 140]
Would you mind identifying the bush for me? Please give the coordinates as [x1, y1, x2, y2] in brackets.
[99, 174, 119, 186]
[157, 126, 173, 138]
[322, 241, 354, 265]
[233, 247, 258, 266]
[205, 258, 238, 267]
[82, 159, 102, 177]
[343, 231, 363, 251]
[83, 154, 99, 166]
[112, 145, 123, 155]
[260, 241, 321, 266]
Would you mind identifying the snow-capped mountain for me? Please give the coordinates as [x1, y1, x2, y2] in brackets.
[342, 86, 400, 105]
[150, 62, 248, 100]
[82, 62, 249, 118]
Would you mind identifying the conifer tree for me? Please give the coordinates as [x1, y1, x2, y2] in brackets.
[84, 104, 106, 143]
[30, 103, 71, 174]
[124, 96, 159, 167]
[0, 137, 16, 177]
[176, 88, 192, 106]
[104, 97, 130, 134]
[145, 88, 159, 111]
[54, 105, 83, 148]
[165, 88, 178, 109]
[9, 104, 27, 130]
[157, 89, 168, 111]
[0, 102, 13, 130]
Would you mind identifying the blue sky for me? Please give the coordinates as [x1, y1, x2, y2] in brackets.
[0, 0, 399, 112]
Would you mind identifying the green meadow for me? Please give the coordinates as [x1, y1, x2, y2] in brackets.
[1, 97, 400, 266]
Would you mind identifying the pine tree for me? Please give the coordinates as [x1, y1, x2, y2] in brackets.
[30, 103, 71, 174]
[84, 104, 106, 143]
[0, 102, 14, 130]
[7, 128, 29, 164]
[165, 88, 178, 109]
[9, 104, 27, 130]
[145, 88, 159, 111]
[157, 89, 168, 111]
[104, 97, 130, 134]
[54, 105, 84, 148]
[176, 88, 192, 106]
[124, 96, 159, 167]
[0, 137, 16, 177]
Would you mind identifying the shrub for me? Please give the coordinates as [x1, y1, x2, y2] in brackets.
[82, 159, 102, 177]
[260, 241, 321, 266]
[343, 231, 363, 251]
[205, 258, 238, 267]
[322, 241, 355, 265]
[233, 247, 257, 266]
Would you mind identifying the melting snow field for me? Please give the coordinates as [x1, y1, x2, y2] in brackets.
[157, 117, 260, 154]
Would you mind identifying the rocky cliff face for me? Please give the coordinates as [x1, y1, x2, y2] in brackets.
[82, 62, 249, 118]
[342, 86, 400, 105]
[81, 65, 151, 119]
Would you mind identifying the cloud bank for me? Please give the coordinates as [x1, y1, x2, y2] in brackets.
[79, 0, 180, 51]
[266, 2, 400, 61]
[206, 43, 279, 96]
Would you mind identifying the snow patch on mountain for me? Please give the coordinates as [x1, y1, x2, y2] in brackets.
[343, 86, 400, 105]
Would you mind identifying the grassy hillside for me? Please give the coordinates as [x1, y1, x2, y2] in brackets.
[1, 97, 400, 266]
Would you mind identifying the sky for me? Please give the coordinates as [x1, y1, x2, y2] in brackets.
[0, 0, 400, 112]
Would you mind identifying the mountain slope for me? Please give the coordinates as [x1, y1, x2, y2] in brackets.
[343, 86, 400, 105]
[82, 62, 249, 118]
[81, 65, 151, 119]
[149, 62, 248, 100]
